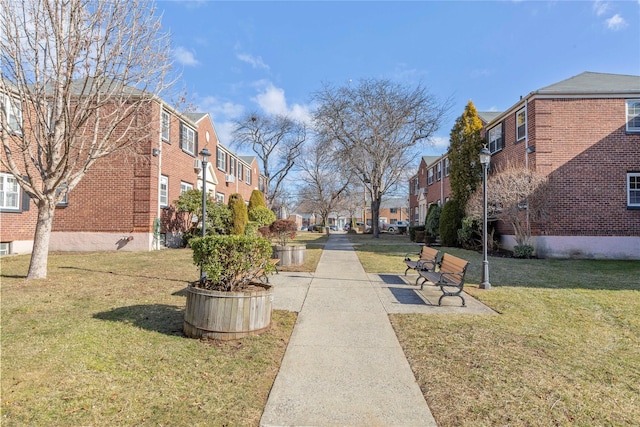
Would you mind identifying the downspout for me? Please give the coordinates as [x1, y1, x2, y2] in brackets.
[524, 97, 529, 170]
[440, 156, 444, 204]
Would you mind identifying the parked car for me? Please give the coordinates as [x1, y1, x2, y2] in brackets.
[386, 221, 409, 234]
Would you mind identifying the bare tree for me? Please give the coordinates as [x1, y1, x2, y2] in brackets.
[466, 162, 552, 248]
[1, 0, 174, 279]
[232, 113, 306, 208]
[313, 79, 449, 237]
[298, 141, 352, 227]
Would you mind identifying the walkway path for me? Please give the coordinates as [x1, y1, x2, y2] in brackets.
[261, 234, 438, 426]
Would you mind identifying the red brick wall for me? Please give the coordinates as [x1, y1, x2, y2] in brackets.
[489, 97, 640, 237]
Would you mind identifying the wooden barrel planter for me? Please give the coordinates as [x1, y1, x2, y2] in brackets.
[272, 244, 306, 266]
[183, 283, 273, 340]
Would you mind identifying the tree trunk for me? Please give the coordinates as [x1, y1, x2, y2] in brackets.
[371, 197, 381, 238]
[27, 199, 56, 280]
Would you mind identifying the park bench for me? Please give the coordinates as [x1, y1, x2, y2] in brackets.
[418, 253, 469, 307]
[404, 246, 441, 285]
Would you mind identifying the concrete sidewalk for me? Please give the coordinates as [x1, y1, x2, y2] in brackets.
[261, 234, 438, 426]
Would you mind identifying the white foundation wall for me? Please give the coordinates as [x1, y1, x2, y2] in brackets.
[500, 235, 640, 260]
[7, 240, 34, 255]
[49, 232, 155, 252]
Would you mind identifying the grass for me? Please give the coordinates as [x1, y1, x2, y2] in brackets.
[348, 233, 640, 426]
[1, 249, 296, 426]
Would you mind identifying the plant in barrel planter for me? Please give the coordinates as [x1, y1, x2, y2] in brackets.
[183, 235, 276, 340]
[260, 219, 306, 267]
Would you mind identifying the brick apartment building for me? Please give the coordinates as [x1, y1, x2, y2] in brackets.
[409, 71, 640, 259]
[0, 95, 266, 254]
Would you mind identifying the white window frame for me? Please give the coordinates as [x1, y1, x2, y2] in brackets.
[180, 124, 195, 155]
[628, 172, 640, 208]
[160, 175, 168, 207]
[0, 242, 10, 256]
[0, 172, 20, 210]
[216, 192, 225, 203]
[413, 178, 419, 195]
[626, 100, 640, 133]
[444, 158, 450, 177]
[516, 108, 526, 141]
[488, 124, 503, 153]
[436, 163, 442, 181]
[229, 157, 235, 176]
[161, 110, 170, 142]
[2, 95, 22, 135]
[180, 182, 193, 194]
[217, 148, 227, 172]
[427, 168, 434, 185]
[245, 167, 251, 185]
[237, 163, 243, 180]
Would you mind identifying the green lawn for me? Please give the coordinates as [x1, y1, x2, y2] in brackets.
[1, 249, 296, 426]
[348, 233, 640, 426]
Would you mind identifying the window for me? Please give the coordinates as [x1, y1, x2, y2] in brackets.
[2, 95, 22, 134]
[216, 192, 225, 203]
[245, 167, 251, 185]
[413, 177, 419, 195]
[427, 168, 434, 185]
[180, 123, 195, 155]
[0, 173, 20, 210]
[180, 182, 193, 194]
[56, 184, 69, 207]
[628, 173, 640, 208]
[237, 163, 243, 180]
[436, 163, 442, 181]
[161, 110, 170, 142]
[216, 148, 226, 171]
[444, 158, 450, 176]
[390, 208, 397, 214]
[488, 123, 504, 153]
[627, 100, 640, 133]
[0, 242, 10, 256]
[229, 157, 235, 176]
[160, 175, 168, 207]
[516, 108, 526, 141]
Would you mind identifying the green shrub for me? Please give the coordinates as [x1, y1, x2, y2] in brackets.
[190, 235, 274, 292]
[514, 244, 535, 259]
[249, 206, 276, 227]
[439, 199, 465, 247]
[409, 225, 425, 242]
[228, 193, 248, 235]
[244, 221, 260, 237]
[458, 216, 482, 250]
[175, 190, 231, 245]
[248, 189, 267, 211]
[425, 204, 442, 237]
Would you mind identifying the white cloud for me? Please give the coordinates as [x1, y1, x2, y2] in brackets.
[236, 53, 270, 71]
[606, 14, 628, 30]
[173, 46, 199, 66]
[592, 0, 610, 16]
[251, 81, 312, 124]
[429, 136, 450, 152]
[196, 95, 245, 146]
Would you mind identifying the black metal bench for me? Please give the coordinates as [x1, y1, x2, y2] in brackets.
[418, 253, 469, 307]
[404, 246, 440, 285]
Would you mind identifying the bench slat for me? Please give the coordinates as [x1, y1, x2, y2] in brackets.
[417, 253, 469, 307]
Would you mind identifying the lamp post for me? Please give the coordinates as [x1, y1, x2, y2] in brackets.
[193, 147, 211, 282]
[479, 146, 492, 290]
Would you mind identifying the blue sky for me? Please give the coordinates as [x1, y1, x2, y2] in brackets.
[158, 0, 640, 157]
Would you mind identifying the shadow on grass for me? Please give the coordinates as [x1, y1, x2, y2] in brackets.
[60, 266, 190, 284]
[94, 304, 185, 337]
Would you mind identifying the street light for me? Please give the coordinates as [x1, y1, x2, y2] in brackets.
[479, 146, 492, 290]
[193, 147, 211, 282]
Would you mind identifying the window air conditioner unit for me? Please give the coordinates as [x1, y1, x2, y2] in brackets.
[225, 174, 235, 183]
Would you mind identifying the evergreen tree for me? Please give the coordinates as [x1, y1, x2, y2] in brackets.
[448, 100, 484, 206]
[248, 189, 267, 211]
[228, 193, 248, 235]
